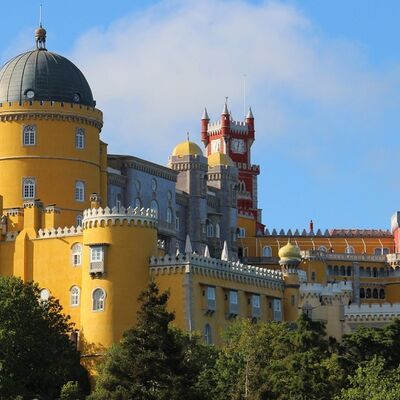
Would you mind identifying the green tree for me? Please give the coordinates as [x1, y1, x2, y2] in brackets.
[335, 357, 400, 400]
[60, 381, 85, 400]
[90, 280, 212, 400]
[0, 276, 89, 399]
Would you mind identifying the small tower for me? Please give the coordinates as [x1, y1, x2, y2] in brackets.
[279, 241, 302, 321]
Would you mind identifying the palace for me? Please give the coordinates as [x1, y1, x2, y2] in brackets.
[0, 25, 399, 368]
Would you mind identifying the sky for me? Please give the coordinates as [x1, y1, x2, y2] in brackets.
[2, 0, 400, 232]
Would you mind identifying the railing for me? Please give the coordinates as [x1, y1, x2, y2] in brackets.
[301, 250, 386, 262]
[157, 220, 175, 236]
[345, 303, 400, 317]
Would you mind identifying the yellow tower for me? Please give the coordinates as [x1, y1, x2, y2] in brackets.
[279, 241, 302, 321]
[0, 26, 105, 227]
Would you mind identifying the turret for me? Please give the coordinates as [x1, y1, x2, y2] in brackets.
[246, 107, 255, 143]
[279, 241, 302, 321]
[221, 99, 230, 144]
[201, 108, 210, 147]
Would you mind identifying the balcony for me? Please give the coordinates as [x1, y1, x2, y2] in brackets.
[158, 220, 176, 236]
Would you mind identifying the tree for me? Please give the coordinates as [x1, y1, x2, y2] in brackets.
[0, 276, 89, 399]
[90, 280, 212, 400]
[60, 381, 85, 400]
[335, 357, 400, 400]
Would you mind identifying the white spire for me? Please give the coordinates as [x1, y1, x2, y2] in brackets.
[202, 107, 209, 120]
[246, 107, 254, 118]
[204, 245, 210, 258]
[176, 246, 180, 256]
[222, 97, 229, 115]
[185, 234, 193, 254]
[221, 240, 229, 261]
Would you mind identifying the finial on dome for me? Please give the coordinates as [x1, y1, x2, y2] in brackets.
[202, 107, 209, 120]
[35, 4, 47, 50]
[246, 107, 254, 119]
[186, 131, 190, 141]
[222, 97, 229, 115]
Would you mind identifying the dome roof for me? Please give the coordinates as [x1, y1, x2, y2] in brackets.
[0, 48, 95, 107]
[172, 140, 203, 157]
[278, 241, 301, 260]
[208, 152, 234, 167]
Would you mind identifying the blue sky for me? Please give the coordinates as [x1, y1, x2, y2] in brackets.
[2, 1, 400, 232]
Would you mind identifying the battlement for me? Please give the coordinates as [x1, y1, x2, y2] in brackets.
[83, 206, 158, 229]
[300, 281, 353, 297]
[345, 303, 400, 318]
[36, 226, 83, 239]
[264, 228, 392, 237]
[207, 119, 249, 135]
[150, 253, 283, 283]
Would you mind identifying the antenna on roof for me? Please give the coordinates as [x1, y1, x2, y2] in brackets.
[186, 131, 190, 141]
[243, 73, 247, 118]
[39, 4, 43, 27]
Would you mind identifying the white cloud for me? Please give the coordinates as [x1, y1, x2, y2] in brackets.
[69, 0, 397, 163]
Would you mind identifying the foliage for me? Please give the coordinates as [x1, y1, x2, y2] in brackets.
[90, 280, 213, 400]
[335, 357, 400, 400]
[0, 276, 89, 400]
[60, 381, 85, 400]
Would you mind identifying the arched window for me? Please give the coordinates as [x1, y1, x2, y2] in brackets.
[373, 267, 378, 278]
[134, 198, 141, 209]
[366, 267, 371, 277]
[328, 265, 333, 276]
[262, 246, 272, 257]
[379, 289, 385, 299]
[76, 214, 83, 227]
[70, 286, 80, 306]
[116, 193, 122, 210]
[333, 265, 339, 275]
[23, 125, 36, 146]
[347, 266, 352, 276]
[345, 246, 354, 254]
[318, 246, 327, 252]
[360, 288, 365, 298]
[75, 181, 85, 202]
[92, 288, 105, 311]
[40, 288, 50, 302]
[215, 223, 220, 238]
[71, 243, 82, 266]
[383, 248, 389, 255]
[150, 200, 158, 217]
[204, 324, 212, 345]
[75, 127, 85, 149]
[22, 178, 35, 199]
[372, 288, 378, 299]
[166, 207, 173, 224]
[207, 224, 214, 238]
[366, 288, 371, 299]
[340, 266, 346, 276]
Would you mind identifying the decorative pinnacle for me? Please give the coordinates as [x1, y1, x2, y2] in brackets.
[35, 4, 47, 50]
[222, 97, 229, 115]
[186, 132, 190, 141]
[246, 107, 254, 119]
[202, 107, 209, 120]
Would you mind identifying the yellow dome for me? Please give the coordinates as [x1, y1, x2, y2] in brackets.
[278, 241, 301, 260]
[208, 152, 234, 167]
[172, 140, 203, 157]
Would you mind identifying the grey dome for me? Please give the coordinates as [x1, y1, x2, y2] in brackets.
[0, 49, 95, 107]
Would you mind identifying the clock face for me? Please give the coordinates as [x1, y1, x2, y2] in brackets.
[231, 138, 245, 154]
[211, 140, 221, 153]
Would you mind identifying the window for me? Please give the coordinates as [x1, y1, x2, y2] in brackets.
[262, 246, 272, 257]
[23, 125, 36, 146]
[311, 271, 316, 281]
[151, 178, 157, 191]
[291, 295, 296, 306]
[76, 214, 83, 227]
[229, 290, 238, 315]
[237, 227, 246, 238]
[92, 288, 105, 311]
[134, 198, 141, 209]
[215, 223, 220, 238]
[175, 216, 180, 231]
[90, 246, 103, 262]
[207, 224, 214, 238]
[70, 286, 80, 306]
[345, 246, 354, 254]
[318, 246, 327, 252]
[360, 288, 365, 298]
[166, 207, 173, 224]
[135, 180, 141, 192]
[71, 243, 82, 266]
[116, 193, 122, 210]
[252, 294, 261, 318]
[375, 248, 390, 255]
[22, 178, 35, 199]
[150, 200, 159, 217]
[75, 181, 85, 202]
[40, 288, 50, 302]
[273, 298, 282, 321]
[206, 287, 216, 311]
[75, 127, 85, 149]
[204, 324, 212, 345]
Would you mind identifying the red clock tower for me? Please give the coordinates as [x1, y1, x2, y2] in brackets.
[201, 100, 262, 230]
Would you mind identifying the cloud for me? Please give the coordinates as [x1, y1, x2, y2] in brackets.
[69, 0, 397, 165]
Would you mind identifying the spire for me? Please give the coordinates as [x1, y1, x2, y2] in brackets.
[246, 107, 254, 119]
[221, 240, 229, 261]
[184, 234, 193, 254]
[202, 107, 209, 120]
[222, 97, 229, 115]
[35, 4, 47, 50]
[204, 245, 210, 258]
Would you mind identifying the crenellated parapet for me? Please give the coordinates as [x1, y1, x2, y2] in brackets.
[345, 303, 400, 322]
[83, 206, 157, 229]
[300, 281, 353, 299]
[150, 253, 284, 289]
[37, 225, 83, 239]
